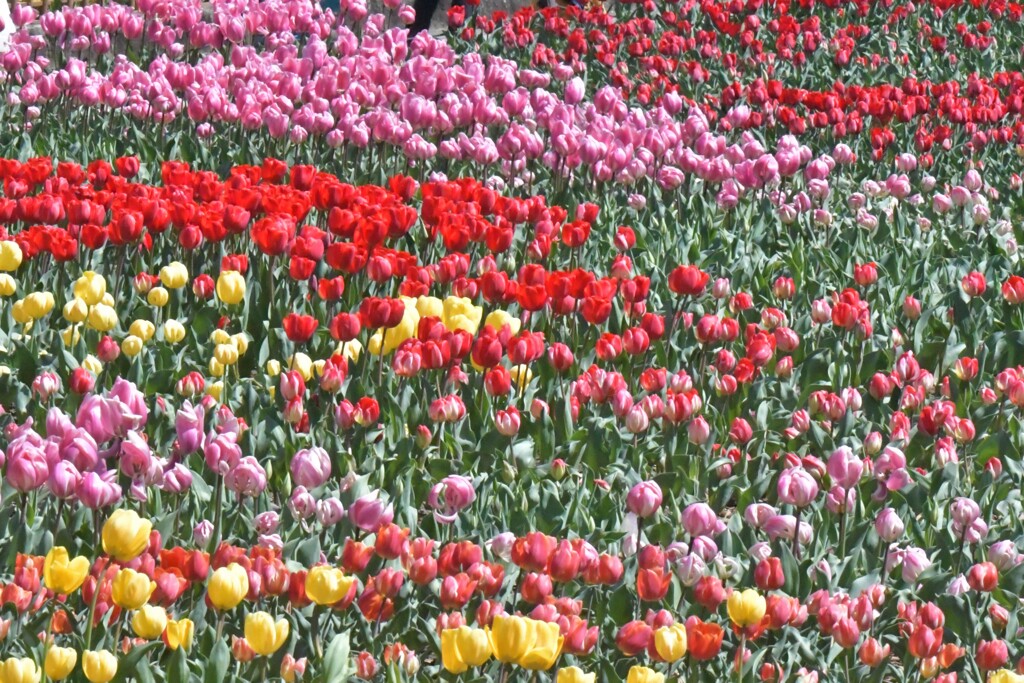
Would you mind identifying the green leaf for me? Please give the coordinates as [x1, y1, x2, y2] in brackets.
[204, 638, 230, 683]
[322, 631, 352, 683]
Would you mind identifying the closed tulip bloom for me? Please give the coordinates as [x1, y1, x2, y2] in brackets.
[989, 670, 1024, 683]
[164, 619, 194, 651]
[163, 320, 186, 344]
[216, 271, 246, 305]
[121, 335, 143, 358]
[208, 563, 249, 610]
[654, 623, 688, 662]
[147, 287, 169, 307]
[81, 651, 116, 683]
[128, 320, 156, 342]
[82, 651, 117, 683]
[244, 612, 290, 656]
[159, 262, 189, 289]
[43, 546, 90, 595]
[441, 626, 492, 674]
[63, 298, 88, 323]
[305, 566, 355, 606]
[519, 619, 563, 670]
[74, 272, 106, 305]
[728, 589, 767, 627]
[101, 509, 152, 562]
[627, 666, 665, 683]
[214, 343, 239, 366]
[23, 292, 55, 319]
[0, 240, 23, 271]
[111, 568, 155, 610]
[86, 304, 117, 332]
[132, 605, 168, 640]
[0, 657, 40, 683]
[489, 615, 531, 663]
[557, 667, 596, 683]
[45, 646, 77, 680]
[0, 274, 15, 297]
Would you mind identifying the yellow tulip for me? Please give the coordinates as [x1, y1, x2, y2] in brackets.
[990, 671, 1024, 683]
[111, 568, 155, 610]
[61, 326, 81, 347]
[164, 618, 194, 651]
[63, 298, 88, 324]
[128, 320, 155, 342]
[627, 666, 665, 683]
[653, 624, 687, 662]
[518, 619, 563, 670]
[0, 274, 16, 296]
[442, 296, 483, 334]
[121, 335, 143, 358]
[216, 271, 245, 305]
[159, 262, 189, 289]
[74, 272, 106, 306]
[101, 509, 153, 562]
[100, 293, 115, 308]
[82, 650, 117, 683]
[208, 358, 225, 378]
[163, 320, 186, 344]
[266, 359, 282, 377]
[23, 292, 54, 319]
[485, 309, 521, 335]
[205, 381, 223, 403]
[727, 588, 767, 627]
[231, 333, 249, 355]
[557, 667, 596, 683]
[0, 240, 22, 271]
[11, 300, 30, 325]
[82, 355, 103, 376]
[415, 295, 443, 319]
[510, 365, 534, 391]
[489, 615, 531, 663]
[441, 626, 492, 674]
[147, 287, 169, 307]
[337, 339, 362, 363]
[244, 612, 290, 656]
[287, 353, 313, 381]
[214, 343, 239, 366]
[210, 329, 232, 345]
[44, 645, 77, 680]
[304, 566, 355, 606]
[0, 657, 40, 683]
[313, 359, 326, 377]
[208, 563, 249, 611]
[86, 304, 117, 332]
[132, 605, 168, 640]
[43, 546, 90, 595]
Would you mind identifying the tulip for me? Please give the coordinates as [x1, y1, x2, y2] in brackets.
[653, 623, 687, 662]
[216, 271, 246, 305]
[244, 612, 290, 656]
[0, 241, 22, 271]
[80, 649, 118, 683]
[208, 563, 250, 610]
[159, 262, 189, 289]
[728, 589, 767, 627]
[101, 509, 153, 562]
[557, 667, 596, 683]
[163, 619, 194, 651]
[627, 481, 663, 518]
[518, 619, 563, 670]
[0, 657, 40, 683]
[132, 605, 168, 640]
[43, 546, 89, 595]
[111, 568, 155, 610]
[305, 566, 356, 606]
[627, 666, 665, 683]
[45, 646, 77, 680]
[441, 626, 492, 674]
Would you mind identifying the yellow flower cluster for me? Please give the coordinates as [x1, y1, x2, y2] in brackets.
[442, 615, 564, 675]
